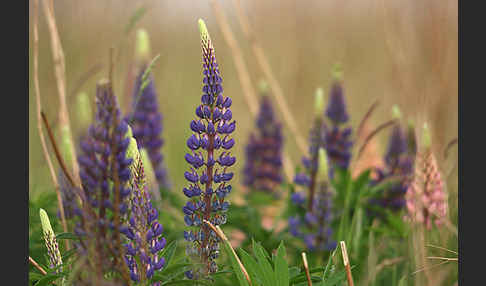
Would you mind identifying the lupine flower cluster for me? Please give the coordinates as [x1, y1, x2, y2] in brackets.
[182, 19, 236, 278]
[124, 155, 166, 284]
[289, 148, 336, 251]
[243, 89, 283, 195]
[127, 30, 170, 188]
[324, 80, 353, 177]
[75, 80, 135, 279]
[126, 69, 170, 191]
[40, 208, 63, 272]
[369, 109, 415, 212]
[294, 88, 326, 212]
[405, 124, 448, 228]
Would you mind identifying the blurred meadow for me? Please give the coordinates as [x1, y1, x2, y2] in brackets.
[29, 0, 457, 197]
[28, 0, 458, 285]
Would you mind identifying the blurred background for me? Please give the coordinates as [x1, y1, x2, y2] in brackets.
[28, 0, 457, 205]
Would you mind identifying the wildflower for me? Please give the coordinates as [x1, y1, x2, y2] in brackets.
[182, 19, 236, 278]
[294, 88, 326, 211]
[39, 208, 63, 271]
[289, 148, 336, 251]
[242, 83, 283, 195]
[369, 106, 414, 212]
[124, 157, 166, 283]
[324, 78, 353, 176]
[405, 123, 448, 228]
[76, 80, 134, 278]
[126, 28, 170, 190]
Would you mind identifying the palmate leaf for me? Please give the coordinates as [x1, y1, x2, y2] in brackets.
[56, 232, 80, 240]
[221, 238, 250, 286]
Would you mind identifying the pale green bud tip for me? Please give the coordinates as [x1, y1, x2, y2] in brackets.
[136, 28, 151, 61]
[258, 80, 269, 94]
[198, 19, 211, 43]
[391, 105, 402, 119]
[124, 125, 140, 165]
[141, 148, 155, 177]
[422, 123, 432, 149]
[318, 148, 329, 179]
[314, 87, 325, 115]
[332, 63, 343, 80]
[39, 208, 54, 236]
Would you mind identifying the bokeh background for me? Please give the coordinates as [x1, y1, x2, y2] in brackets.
[28, 0, 458, 209]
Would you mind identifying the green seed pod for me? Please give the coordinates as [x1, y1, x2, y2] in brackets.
[39, 208, 63, 270]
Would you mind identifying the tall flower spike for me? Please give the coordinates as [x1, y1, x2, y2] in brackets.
[324, 78, 353, 176]
[183, 19, 236, 279]
[126, 28, 170, 190]
[40, 209, 63, 272]
[124, 156, 166, 283]
[294, 88, 327, 211]
[368, 106, 414, 213]
[405, 123, 447, 228]
[289, 148, 336, 252]
[242, 81, 283, 195]
[76, 80, 134, 279]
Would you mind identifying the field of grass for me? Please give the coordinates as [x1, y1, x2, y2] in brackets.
[28, 1, 458, 285]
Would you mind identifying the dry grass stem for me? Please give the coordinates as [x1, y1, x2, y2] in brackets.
[33, 0, 69, 250]
[301, 252, 312, 286]
[232, 0, 308, 155]
[29, 256, 48, 275]
[210, 0, 295, 182]
[41, 0, 80, 186]
[203, 220, 252, 285]
[355, 100, 380, 144]
[356, 119, 397, 161]
[340, 241, 355, 286]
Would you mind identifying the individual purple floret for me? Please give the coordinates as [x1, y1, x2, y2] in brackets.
[369, 124, 414, 212]
[123, 159, 166, 283]
[127, 70, 170, 190]
[182, 19, 236, 278]
[324, 80, 353, 176]
[242, 94, 283, 195]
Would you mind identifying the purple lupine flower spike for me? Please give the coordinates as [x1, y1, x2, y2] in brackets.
[369, 106, 415, 213]
[324, 78, 353, 176]
[126, 29, 170, 191]
[243, 84, 283, 195]
[183, 19, 236, 279]
[124, 157, 166, 283]
[75, 80, 134, 280]
[289, 148, 336, 252]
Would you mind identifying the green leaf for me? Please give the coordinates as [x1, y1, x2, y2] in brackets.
[275, 241, 289, 286]
[160, 240, 178, 267]
[238, 248, 262, 286]
[34, 273, 63, 286]
[222, 242, 249, 286]
[252, 240, 276, 286]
